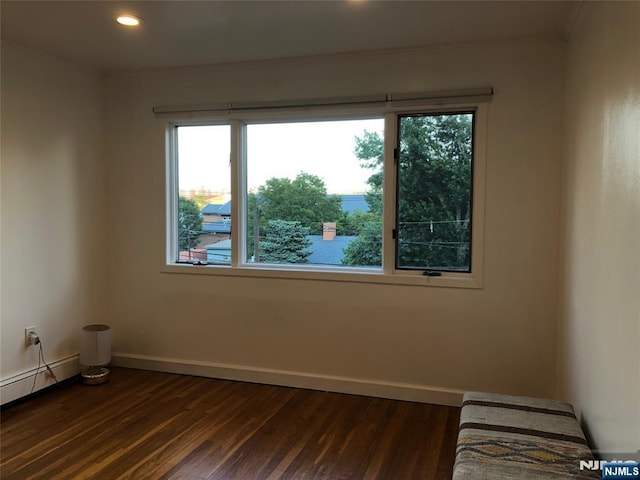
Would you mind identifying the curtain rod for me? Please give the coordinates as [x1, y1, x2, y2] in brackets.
[152, 87, 493, 116]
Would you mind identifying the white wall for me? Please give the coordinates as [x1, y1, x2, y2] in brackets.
[559, 2, 640, 453]
[104, 39, 565, 403]
[3, 6, 635, 445]
[0, 44, 106, 403]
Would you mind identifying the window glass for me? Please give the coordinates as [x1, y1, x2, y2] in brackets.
[396, 112, 474, 272]
[177, 125, 231, 264]
[245, 119, 384, 268]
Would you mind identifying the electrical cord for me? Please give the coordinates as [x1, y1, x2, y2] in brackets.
[29, 340, 59, 395]
[29, 341, 42, 395]
[38, 341, 59, 385]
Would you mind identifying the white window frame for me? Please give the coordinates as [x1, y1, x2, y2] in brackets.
[164, 102, 487, 289]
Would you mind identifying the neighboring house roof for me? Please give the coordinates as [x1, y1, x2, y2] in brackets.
[340, 194, 369, 214]
[203, 236, 357, 266]
[201, 201, 231, 216]
[202, 220, 231, 234]
[306, 235, 357, 266]
[204, 239, 232, 250]
[204, 239, 232, 263]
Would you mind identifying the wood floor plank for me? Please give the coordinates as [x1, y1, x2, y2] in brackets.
[1, 367, 460, 480]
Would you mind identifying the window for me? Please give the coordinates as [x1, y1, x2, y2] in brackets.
[166, 95, 487, 287]
[176, 125, 230, 264]
[245, 119, 384, 268]
[396, 112, 474, 272]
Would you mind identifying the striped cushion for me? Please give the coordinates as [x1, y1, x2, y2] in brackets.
[453, 392, 598, 480]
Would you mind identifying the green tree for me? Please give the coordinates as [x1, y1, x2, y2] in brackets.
[343, 114, 473, 269]
[260, 220, 312, 264]
[340, 130, 384, 266]
[354, 130, 384, 216]
[178, 196, 203, 250]
[342, 221, 382, 266]
[256, 173, 342, 235]
[336, 209, 380, 236]
[247, 192, 260, 261]
[397, 114, 472, 269]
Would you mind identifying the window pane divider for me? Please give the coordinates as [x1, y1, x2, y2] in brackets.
[230, 120, 244, 267]
[165, 125, 179, 264]
[382, 112, 397, 275]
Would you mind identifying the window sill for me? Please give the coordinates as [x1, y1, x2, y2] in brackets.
[161, 263, 483, 289]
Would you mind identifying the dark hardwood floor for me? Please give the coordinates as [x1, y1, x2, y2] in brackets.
[1, 367, 460, 480]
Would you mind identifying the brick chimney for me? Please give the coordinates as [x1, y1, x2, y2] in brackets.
[322, 222, 336, 241]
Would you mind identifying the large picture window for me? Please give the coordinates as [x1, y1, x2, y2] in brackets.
[245, 119, 384, 268]
[166, 94, 487, 287]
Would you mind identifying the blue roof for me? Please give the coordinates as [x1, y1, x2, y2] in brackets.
[204, 239, 232, 263]
[306, 235, 357, 266]
[340, 195, 369, 215]
[202, 220, 231, 234]
[202, 201, 231, 216]
[204, 236, 356, 266]
[204, 240, 232, 250]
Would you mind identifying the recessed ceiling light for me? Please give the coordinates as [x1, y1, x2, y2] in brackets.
[115, 15, 142, 27]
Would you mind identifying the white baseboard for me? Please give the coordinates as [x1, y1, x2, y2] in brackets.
[0, 355, 80, 406]
[111, 353, 464, 407]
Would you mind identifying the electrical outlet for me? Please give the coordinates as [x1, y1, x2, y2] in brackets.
[25, 326, 37, 347]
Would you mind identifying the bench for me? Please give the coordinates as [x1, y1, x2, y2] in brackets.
[453, 391, 599, 479]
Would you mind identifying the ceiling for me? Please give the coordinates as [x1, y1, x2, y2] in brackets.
[1, 1, 576, 72]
